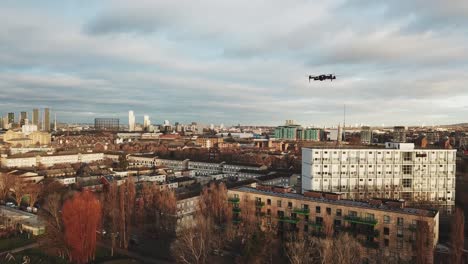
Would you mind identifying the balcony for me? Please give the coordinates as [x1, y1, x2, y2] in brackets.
[278, 216, 300, 224]
[233, 218, 242, 224]
[228, 197, 240, 204]
[233, 207, 241, 213]
[255, 201, 265, 207]
[308, 221, 323, 228]
[293, 208, 310, 215]
[344, 215, 377, 226]
[255, 212, 266, 217]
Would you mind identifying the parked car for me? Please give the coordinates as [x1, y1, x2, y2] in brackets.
[26, 207, 33, 213]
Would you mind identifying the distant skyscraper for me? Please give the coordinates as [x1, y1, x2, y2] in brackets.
[128, 110, 135, 131]
[393, 126, 406, 143]
[360, 126, 373, 144]
[32, 108, 39, 127]
[7, 112, 14, 124]
[143, 115, 151, 130]
[44, 108, 50, 131]
[20, 111, 27, 126]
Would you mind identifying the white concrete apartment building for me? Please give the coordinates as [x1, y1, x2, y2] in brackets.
[1, 152, 104, 168]
[302, 143, 456, 213]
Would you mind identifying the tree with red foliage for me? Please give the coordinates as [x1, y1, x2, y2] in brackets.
[62, 191, 102, 264]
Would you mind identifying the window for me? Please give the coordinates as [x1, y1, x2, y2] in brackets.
[277, 211, 284, 217]
[397, 229, 403, 238]
[366, 213, 375, 220]
[397, 239, 403, 249]
[326, 208, 331, 215]
[267, 199, 271, 205]
[384, 227, 390, 235]
[384, 215, 390, 224]
[288, 202, 293, 209]
[316, 216, 323, 225]
[336, 209, 342, 217]
[403, 152, 412, 161]
[316, 206, 321, 214]
[384, 239, 389, 247]
[304, 224, 309, 232]
[267, 209, 271, 215]
[402, 165, 412, 175]
[397, 217, 404, 226]
[277, 200, 282, 208]
[402, 179, 412, 188]
[349, 211, 357, 217]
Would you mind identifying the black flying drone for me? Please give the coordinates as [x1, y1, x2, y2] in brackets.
[309, 74, 336, 82]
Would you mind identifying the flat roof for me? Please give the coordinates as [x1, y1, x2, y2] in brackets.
[231, 186, 438, 218]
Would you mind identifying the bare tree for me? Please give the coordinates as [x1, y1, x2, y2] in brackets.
[103, 182, 119, 256]
[39, 192, 70, 259]
[284, 234, 323, 264]
[450, 207, 464, 264]
[12, 176, 26, 206]
[0, 173, 15, 202]
[171, 213, 212, 264]
[25, 183, 42, 208]
[322, 215, 334, 238]
[415, 219, 434, 264]
[325, 233, 363, 264]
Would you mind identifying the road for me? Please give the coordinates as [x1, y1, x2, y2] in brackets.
[97, 242, 172, 264]
[0, 242, 39, 255]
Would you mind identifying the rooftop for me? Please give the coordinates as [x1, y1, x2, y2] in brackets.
[231, 186, 438, 218]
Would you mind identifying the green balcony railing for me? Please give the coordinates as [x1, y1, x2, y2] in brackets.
[255, 201, 265, 207]
[293, 208, 310, 215]
[255, 212, 266, 217]
[308, 221, 323, 228]
[278, 216, 300, 224]
[228, 197, 240, 203]
[233, 207, 241, 213]
[373, 229, 380, 238]
[233, 218, 242, 224]
[344, 215, 378, 226]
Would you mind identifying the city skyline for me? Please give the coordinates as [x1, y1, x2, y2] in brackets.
[1, 1, 468, 126]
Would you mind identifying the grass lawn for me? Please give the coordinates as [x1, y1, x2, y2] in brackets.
[2, 246, 137, 264]
[12, 248, 69, 264]
[0, 234, 36, 252]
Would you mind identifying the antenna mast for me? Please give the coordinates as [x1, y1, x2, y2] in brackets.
[343, 104, 346, 141]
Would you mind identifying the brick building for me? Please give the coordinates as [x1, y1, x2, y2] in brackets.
[228, 185, 439, 262]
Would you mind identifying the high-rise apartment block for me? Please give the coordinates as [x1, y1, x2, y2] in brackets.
[393, 126, 406, 143]
[274, 120, 322, 141]
[20, 111, 28, 126]
[7, 112, 14, 124]
[143, 115, 151, 130]
[302, 143, 456, 213]
[128, 110, 135, 132]
[43, 108, 50, 131]
[32, 108, 39, 127]
[361, 126, 373, 144]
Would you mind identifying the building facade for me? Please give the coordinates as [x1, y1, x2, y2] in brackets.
[1, 152, 105, 168]
[44, 108, 50, 132]
[228, 186, 439, 263]
[128, 110, 135, 132]
[361, 126, 373, 144]
[302, 143, 456, 213]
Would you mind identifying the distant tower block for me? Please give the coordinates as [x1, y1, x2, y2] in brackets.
[393, 126, 406, 143]
[128, 110, 135, 132]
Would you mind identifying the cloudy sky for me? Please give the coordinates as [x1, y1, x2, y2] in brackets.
[1, 0, 468, 126]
